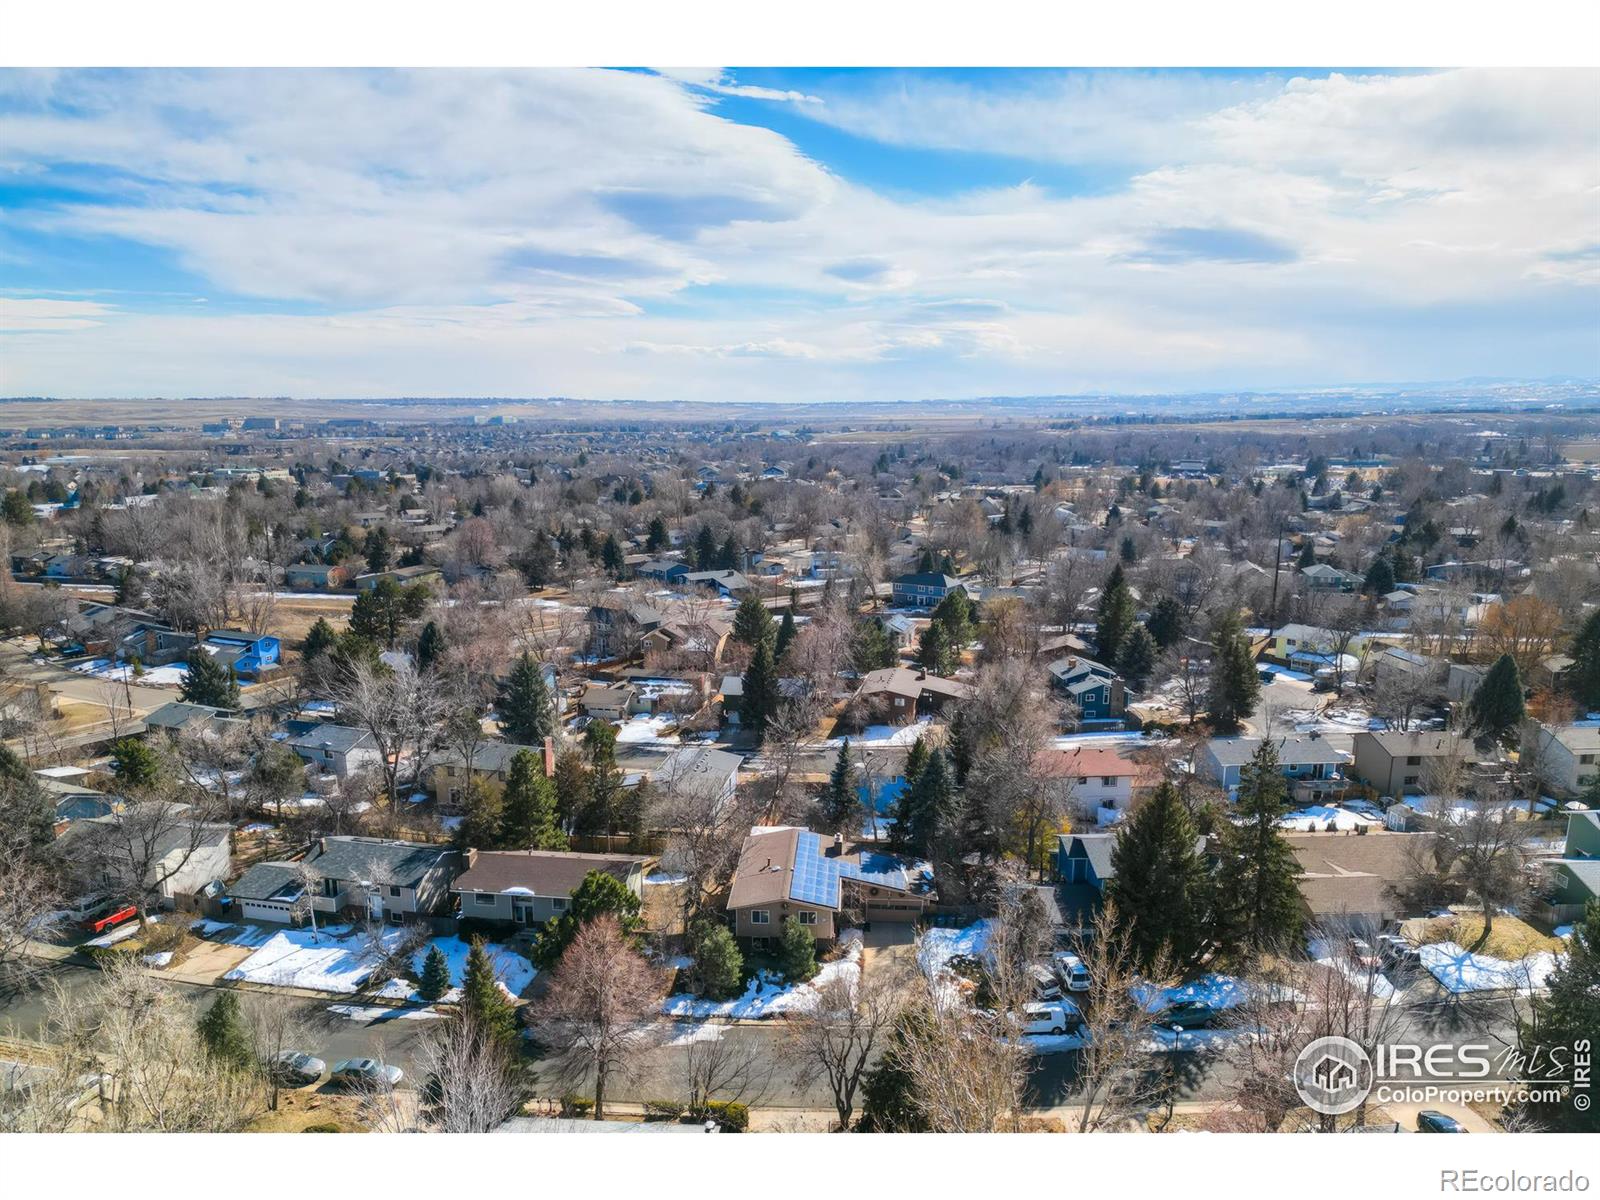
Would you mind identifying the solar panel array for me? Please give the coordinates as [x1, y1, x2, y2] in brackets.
[789, 833, 913, 906]
[788, 832, 841, 907]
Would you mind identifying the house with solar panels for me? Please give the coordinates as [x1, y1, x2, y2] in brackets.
[725, 827, 932, 949]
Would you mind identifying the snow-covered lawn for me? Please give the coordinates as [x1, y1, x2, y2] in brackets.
[1278, 805, 1383, 832]
[327, 1003, 444, 1022]
[661, 937, 862, 1019]
[825, 719, 931, 748]
[917, 919, 993, 981]
[1310, 938, 1396, 1000]
[202, 921, 535, 999]
[69, 658, 188, 686]
[1417, 941, 1562, 994]
[615, 714, 680, 744]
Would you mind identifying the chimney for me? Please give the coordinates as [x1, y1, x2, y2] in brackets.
[317, 837, 327, 856]
[764, 857, 773, 871]
[829, 831, 844, 858]
[465, 847, 478, 868]
[542, 737, 556, 779]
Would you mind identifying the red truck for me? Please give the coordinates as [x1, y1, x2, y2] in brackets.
[80, 904, 138, 936]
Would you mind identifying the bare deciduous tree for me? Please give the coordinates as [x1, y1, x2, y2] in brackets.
[536, 914, 664, 1120]
[780, 957, 908, 1130]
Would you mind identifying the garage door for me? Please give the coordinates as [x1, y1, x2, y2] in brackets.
[240, 900, 294, 924]
[865, 903, 918, 923]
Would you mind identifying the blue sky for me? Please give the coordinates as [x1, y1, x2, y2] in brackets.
[0, 67, 1596, 399]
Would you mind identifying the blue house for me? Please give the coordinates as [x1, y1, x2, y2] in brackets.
[1055, 832, 1116, 891]
[202, 628, 281, 677]
[891, 572, 961, 608]
[1046, 655, 1127, 725]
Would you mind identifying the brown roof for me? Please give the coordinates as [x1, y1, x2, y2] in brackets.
[854, 667, 975, 703]
[453, 850, 649, 897]
[726, 828, 803, 910]
[1284, 831, 1425, 916]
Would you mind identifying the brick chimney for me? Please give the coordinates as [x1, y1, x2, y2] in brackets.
[542, 737, 556, 778]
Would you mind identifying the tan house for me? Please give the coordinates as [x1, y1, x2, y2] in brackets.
[579, 683, 637, 721]
[1285, 830, 1426, 924]
[453, 849, 650, 928]
[845, 667, 975, 729]
[429, 739, 555, 805]
[725, 827, 930, 949]
[1350, 730, 1469, 797]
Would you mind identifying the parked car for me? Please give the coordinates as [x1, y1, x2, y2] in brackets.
[329, 1058, 403, 1089]
[269, 1051, 326, 1087]
[82, 904, 138, 935]
[1020, 1000, 1083, 1036]
[1161, 1002, 1223, 1029]
[1376, 933, 1418, 968]
[1416, 1110, 1467, 1133]
[1346, 936, 1381, 969]
[1026, 963, 1064, 1000]
[1051, 952, 1092, 992]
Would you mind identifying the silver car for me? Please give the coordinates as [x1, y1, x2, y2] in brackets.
[329, 1058, 403, 1089]
[269, 1050, 326, 1086]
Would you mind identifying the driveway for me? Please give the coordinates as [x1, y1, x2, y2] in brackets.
[860, 923, 917, 976]
[164, 939, 256, 986]
[1381, 1097, 1500, 1134]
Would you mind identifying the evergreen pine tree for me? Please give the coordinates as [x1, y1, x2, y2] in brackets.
[857, 1010, 930, 1132]
[1568, 609, 1600, 711]
[534, 869, 644, 967]
[930, 589, 976, 646]
[645, 515, 669, 554]
[775, 606, 797, 663]
[1094, 563, 1137, 666]
[302, 616, 338, 661]
[580, 722, 624, 838]
[601, 533, 624, 577]
[693, 525, 718, 570]
[916, 620, 954, 676]
[1519, 900, 1600, 1131]
[196, 991, 253, 1069]
[456, 778, 505, 850]
[917, 548, 936, 574]
[498, 651, 555, 744]
[460, 937, 516, 1043]
[418, 944, 452, 1002]
[1213, 741, 1303, 956]
[499, 749, 565, 850]
[819, 740, 859, 833]
[552, 750, 590, 835]
[1105, 782, 1209, 969]
[365, 524, 392, 573]
[740, 636, 781, 741]
[1146, 597, 1185, 649]
[904, 748, 954, 859]
[852, 619, 897, 673]
[732, 591, 775, 649]
[110, 737, 161, 789]
[415, 619, 445, 673]
[1205, 608, 1260, 733]
[180, 645, 240, 708]
[690, 919, 745, 1001]
[0, 744, 58, 849]
[776, 916, 819, 983]
[1297, 540, 1316, 568]
[1118, 624, 1158, 687]
[1363, 553, 1396, 596]
[1467, 653, 1526, 748]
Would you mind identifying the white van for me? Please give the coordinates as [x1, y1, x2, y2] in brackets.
[1020, 999, 1083, 1036]
[1052, 952, 1092, 992]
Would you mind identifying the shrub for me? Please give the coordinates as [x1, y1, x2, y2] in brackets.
[643, 1099, 686, 1120]
[560, 1094, 594, 1118]
[302, 1122, 342, 1133]
[702, 1100, 749, 1132]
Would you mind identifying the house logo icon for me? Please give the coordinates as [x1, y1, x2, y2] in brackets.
[1294, 1036, 1373, 1116]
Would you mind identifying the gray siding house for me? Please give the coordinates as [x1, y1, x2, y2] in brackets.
[452, 849, 650, 928]
[227, 836, 459, 925]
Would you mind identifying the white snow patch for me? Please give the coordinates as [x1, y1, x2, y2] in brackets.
[661, 941, 862, 1019]
[328, 1003, 443, 1022]
[1417, 942, 1562, 994]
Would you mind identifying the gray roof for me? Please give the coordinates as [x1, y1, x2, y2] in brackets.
[143, 701, 229, 729]
[654, 746, 742, 797]
[227, 862, 305, 903]
[305, 837, 456, 887]
[1206, 735, 1351, 768]
[1059, 832, 1117, 880]
[287, 723, 374, 754]
[436, 741, 544, 773]
[454, 850, 648, 897]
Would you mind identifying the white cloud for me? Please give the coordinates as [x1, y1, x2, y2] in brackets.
[0, 67, 1595, 397]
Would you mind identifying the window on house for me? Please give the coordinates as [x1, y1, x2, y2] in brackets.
[1406, 755, 1421, 766]
[797, 911, 817, 926]
[751, 910, 771, 925]
[389, 885, 401, 898]
[474, 892, 494, 906]
[1404, 775, 1418, 786]
[1102, 776, 1115, 787]
[1582, 754, 1596, 765]
[1079, 776, 1088, 785]
[752, 937, 769, 951]
[552, 898, 568, 911]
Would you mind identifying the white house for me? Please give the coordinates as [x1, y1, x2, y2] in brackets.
[1530, 723, 1600, 799]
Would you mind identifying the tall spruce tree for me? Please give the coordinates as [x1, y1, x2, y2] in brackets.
[903, 748, 955, 859]
[498, 651, 555, 745]
[460, 937, 516, 1043]
[690, 919, 744, 1000]
[534, 869, 644, 968]
[1118, 624, 1158, 687]
[916, 620, 955, 676]
[1518, 900, 1600, 1132]
[777, 916, 819, 983]
[499, 748, 565, 850]
[1095, 563, 1137, 666]
[775, 605, 798, 663]
[1106, 781, 1210, 969]
[1213, 740, 1303, 956]
[418, 944, 452, 1002]
[1146, 597, 1185, 649]
[1363, 553, 1396, 596]
[196, 991, 253, 1069]
[301, 616, 338, 661]
[1205, 608, 1260, 733]
[819, 740, 859, 833]
[740, 636, 781, 741]
[180, 646, 239, 708]
[732, 591, 775, 649]
[416, 619, 445, 673]
[1467, 653, 1526, 748]
[1567, 609, 1600, 711]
